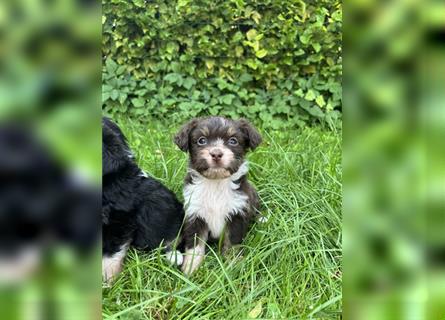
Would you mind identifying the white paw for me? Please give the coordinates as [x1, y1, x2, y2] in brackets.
[181, 247, 205, 275]
[102, 245, 128, 284]
[0, 247, 40, 284]
[258, 215, 269, 223]
[102, 256, 123, 284]
[165, 250, 183, 266]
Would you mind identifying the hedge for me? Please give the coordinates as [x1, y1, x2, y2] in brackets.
[102, 0, 342, 129]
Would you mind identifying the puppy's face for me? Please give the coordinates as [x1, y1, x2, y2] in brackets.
[175, 117, 262, 179]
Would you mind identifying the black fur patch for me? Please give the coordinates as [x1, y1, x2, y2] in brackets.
[102, 117, 184, 257]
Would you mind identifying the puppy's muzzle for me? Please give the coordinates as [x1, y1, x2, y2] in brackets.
[209, 148, 223, 163]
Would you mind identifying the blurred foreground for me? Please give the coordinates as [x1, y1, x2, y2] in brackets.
[344, 0, 445, 319]
[0, 0, 101, 319]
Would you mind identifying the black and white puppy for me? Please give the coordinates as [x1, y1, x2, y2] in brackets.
[174, 116, 262, 275]
[0, 125, 99, 284]
[102, 117, 184, 283]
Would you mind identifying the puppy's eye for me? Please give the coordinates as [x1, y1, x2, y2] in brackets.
[197, 137, 208, 146]
[228, 137, 238, 146]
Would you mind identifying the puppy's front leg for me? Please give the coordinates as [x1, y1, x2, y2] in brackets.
[181, 217, 208, 275]
[223, 214, 250, 254]
[102, 244, 129, 285]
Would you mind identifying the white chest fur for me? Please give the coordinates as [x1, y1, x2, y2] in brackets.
[183, 162, 249, 238]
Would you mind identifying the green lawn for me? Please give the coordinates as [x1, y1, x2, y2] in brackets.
[102, 118, 342, 319]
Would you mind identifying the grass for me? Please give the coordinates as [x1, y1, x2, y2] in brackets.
[102, 118, 342, 319]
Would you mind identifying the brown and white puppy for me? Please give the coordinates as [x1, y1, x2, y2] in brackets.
[174, 116, 262, 275]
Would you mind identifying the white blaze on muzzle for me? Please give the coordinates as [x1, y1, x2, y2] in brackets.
[201, 138, 234, 168]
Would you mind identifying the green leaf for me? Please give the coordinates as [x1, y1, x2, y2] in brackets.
[135, 89, 147, 96]
[164, 73, 182, 84]
[239, 73, 253, 83]
[191, 90, 201, 100]
[276, 104, 290, 114]
[205, 59, 215, 70]
[295, 48, 305, 56]
[102, 84, 112, 93]
[238, 88, 248, 99]
[166, 42, 178, 54]
[131, 98, 145, 108]
[246, 29, 257, 41]
[315, 95, 326, 107]
[245, 59, 258, 70]
[300, 34, 310, 44]
[220, 94, 235, 105]
[312, 43, 321, 53]
[294, 89, 304, 97]
[301, 103, 325, 118]
[110, 89, 119, 101]
[133, 0, 145, 8]
[178, 101, 191, 111]
[116, 65, 126, 76]
[163, 99, 176, 106]
[255, 49, 268, 58]
[102, 92, 110, 102]
[247, 300, 263, 319]
[145, 82, 157, 91]
[119, 93, 127, 104]
[177, 0, 190, 8]
[235, 46, 244, 57]
[183, 77, 196, 90]
[251, 11, 261, 24]
[209, 105, 221, 115]
[232, 31, 244, 42]
[216, 79, 229, 90]
[305, 89, 316, 101]
[106, 58, 118, 74]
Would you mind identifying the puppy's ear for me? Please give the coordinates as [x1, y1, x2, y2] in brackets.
[174, 119, 199, 152]
[102, 129, 129, 175]
[238, 119, 262, 150]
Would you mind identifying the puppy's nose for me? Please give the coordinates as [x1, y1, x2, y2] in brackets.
[210, 149, 223, 161]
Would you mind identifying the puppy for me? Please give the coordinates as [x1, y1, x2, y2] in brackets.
[102, 117, 184, 283]
[174, 116, 262, 275]
[0, 125, 99, 283]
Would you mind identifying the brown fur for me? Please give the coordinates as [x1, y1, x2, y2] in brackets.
[175, 117, 262, 274]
